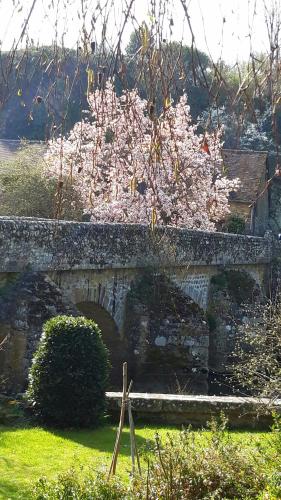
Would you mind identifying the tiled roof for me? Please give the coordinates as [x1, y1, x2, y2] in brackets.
[222, 149, 268, 204]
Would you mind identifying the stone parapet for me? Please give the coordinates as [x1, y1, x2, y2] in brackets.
[0, 217, 272, 273]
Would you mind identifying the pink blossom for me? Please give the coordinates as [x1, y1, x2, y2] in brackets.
[45, 81, 239, 230]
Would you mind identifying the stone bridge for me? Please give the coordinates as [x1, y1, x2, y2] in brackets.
[0, 217, 274, 395]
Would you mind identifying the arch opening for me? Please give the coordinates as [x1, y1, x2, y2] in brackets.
[76, 301, 127, 390]
[207, 269, 261, 395]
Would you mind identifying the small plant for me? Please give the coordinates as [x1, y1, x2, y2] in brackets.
[0, 394, 26, 425]
[32, 469, 128, 500]
[223, 214, 246, 234]
[271, 412, 281, 455]
[27, 315, 109, 427]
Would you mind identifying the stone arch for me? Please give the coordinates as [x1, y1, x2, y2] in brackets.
[49, 269, 133, 333]
[207, 269, 261, 394]
[76, 301, 128, 390]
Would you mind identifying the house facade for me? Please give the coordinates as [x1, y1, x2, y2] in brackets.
[222, 149, 269, 236]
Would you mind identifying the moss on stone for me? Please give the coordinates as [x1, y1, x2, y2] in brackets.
[0, 273, 19, 297]
[127, 269, 201, 317]
[211, 270, 256, 305]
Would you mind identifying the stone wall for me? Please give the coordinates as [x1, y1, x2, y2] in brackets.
[0, 272, 77, 394]
[107, 392, 281, 429]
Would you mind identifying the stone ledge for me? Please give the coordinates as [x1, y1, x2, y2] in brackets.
[106, 392, 281, 429]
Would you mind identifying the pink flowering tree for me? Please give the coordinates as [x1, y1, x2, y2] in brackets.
[45, 82, 239, 230]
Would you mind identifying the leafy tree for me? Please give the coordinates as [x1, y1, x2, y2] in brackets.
[199, 107, 241, 149]
[200, 104, 276, 152]
[0, 144, 84, 220]
[0, 39, 213, 140]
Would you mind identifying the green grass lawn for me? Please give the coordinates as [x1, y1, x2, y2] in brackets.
[0, 424, 273, 500]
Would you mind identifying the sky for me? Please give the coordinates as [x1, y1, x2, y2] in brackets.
[0, 0, 277, 63]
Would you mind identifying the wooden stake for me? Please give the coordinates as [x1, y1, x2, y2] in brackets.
[108, 366, 141, 479]
[108, 362, 127, 478]
[128, 398, 142, 476]
[128, 398, 135, 474]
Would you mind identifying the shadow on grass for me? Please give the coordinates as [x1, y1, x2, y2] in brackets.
[47, 425, 152, 456]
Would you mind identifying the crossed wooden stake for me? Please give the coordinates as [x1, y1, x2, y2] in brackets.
[108, 362, 141, 479]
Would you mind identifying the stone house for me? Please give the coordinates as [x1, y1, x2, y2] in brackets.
[222, 149, 269, 235]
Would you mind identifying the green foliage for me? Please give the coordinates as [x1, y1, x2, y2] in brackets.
[1, 420, 280, 499]
[126, 33, 210, 119]
[127, 270, 169, 311]
[266, 470, 281, 499]
[210, 272, 228, 289]
[27, 316, 110, 427]
[127, 270, 200, 315]
[32, 470, 127, 500]
[263, 414, 281, 498]
[133, 416, 266, 499]
[0, 274, 19, 297]
[271, 412, 281, 455]
[223, 214, 246, 234]
[226, 270, 256, 305]
[0, 145, 84, 220]
[0, 40, 213, 141]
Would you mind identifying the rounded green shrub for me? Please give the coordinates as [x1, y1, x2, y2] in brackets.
[27, 316, 109, 427]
